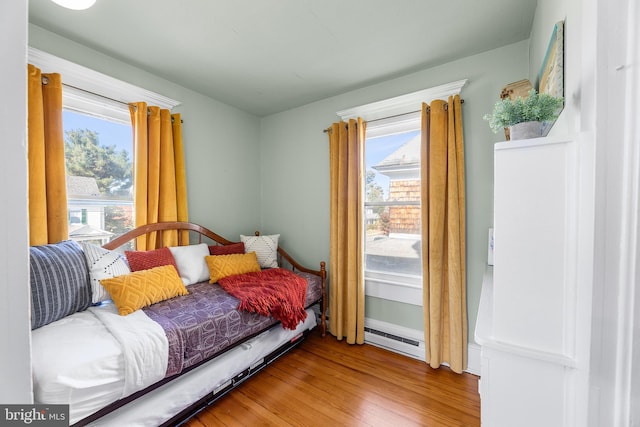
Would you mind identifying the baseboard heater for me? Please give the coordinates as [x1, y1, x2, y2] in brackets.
[364, 320, 426, 360]
[365, 326, 420, 347]
[365, 320, 482, 376]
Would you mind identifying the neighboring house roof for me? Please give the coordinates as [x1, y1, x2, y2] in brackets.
[67, 175, 102, 197]
[372, 134, 420, 179]
[68, 224, 113, 240]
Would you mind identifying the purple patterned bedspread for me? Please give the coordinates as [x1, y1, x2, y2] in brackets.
[142, 271, 322, 377]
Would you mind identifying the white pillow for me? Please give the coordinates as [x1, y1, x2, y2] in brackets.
[80, 242, 131, 303]
[240, 234, 280, 268]
[168, 243, 210, 285]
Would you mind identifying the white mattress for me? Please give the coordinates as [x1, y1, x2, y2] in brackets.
[32, 307, 127, 423]
[32, 305, 316, 426]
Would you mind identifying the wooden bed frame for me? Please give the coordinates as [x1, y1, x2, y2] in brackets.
[73, 221, 327, 426]
[103, 221, 327, 336]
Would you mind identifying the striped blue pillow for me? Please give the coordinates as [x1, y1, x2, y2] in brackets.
[30, 240, 91, 330]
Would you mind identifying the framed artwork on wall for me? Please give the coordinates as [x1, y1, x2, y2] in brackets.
[538, 20, 565, 99]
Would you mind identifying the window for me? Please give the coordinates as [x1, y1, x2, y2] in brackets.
[63, 109, 134, 246]
[28, 47, 181, 247]
[363, 115, 423, 305]
[337, 79, 467, 306]
[365, 129, 421, 277]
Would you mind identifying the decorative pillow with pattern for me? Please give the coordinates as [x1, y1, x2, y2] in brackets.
[30, 240, 91, 330]
[99, 265, 189, 315]
[80, 242, 131, 303]
[125, 247, 179, 273]
[168, 243, 210, 285]
[205, 252, 261, 283]
[240, 234, 280, 268]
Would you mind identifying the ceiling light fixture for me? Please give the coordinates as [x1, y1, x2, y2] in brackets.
[50, 0, 96, 10]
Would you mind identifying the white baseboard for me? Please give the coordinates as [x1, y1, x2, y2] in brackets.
[364, 318, 481, 376]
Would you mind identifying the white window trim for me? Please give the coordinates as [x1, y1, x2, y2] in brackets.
[364, 111, 422, 139]
[28, 47, 180, 124]
[337, 78, 468, 121]
[365, 270, 423, 306]
[347, 79, 468, 305]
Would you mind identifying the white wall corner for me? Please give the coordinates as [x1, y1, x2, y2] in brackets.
[466, 343, 482, 376]
[1, 0, 33, 404]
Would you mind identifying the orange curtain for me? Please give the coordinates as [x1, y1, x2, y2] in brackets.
[328, 118, 366, 344]
[129, 102, 189, 250]
[421, 95, 467, 373]
[27, 64, 68, 245]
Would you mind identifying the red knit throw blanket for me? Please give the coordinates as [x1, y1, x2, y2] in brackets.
[218, 268, 308, 330]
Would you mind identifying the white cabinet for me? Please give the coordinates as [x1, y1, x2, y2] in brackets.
[475, 135, 594, 427]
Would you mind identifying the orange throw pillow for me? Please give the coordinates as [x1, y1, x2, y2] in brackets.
[208, 242, 245, 255]
[205, 252, 261, 283]
[125, 247, 179, 273]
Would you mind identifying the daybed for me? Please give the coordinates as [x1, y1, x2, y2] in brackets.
[29, 221, 326, 426]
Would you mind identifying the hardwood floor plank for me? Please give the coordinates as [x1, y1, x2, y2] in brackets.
[267, 360, 418, 426]
[299, 338, 478, 414]
[272, 351, 476, 426]
[228, 373, 342, 426]
[184, 329, 480, 427]
[203, 390, 297, 427]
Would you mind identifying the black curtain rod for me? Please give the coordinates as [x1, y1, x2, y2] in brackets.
[41, 77, 183, 123]
[63, 81, 130, 107]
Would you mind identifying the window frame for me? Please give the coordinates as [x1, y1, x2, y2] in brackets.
[28, 47, 180, 114]
[364, 122, 423, 306]
[338, 79, 467, 306]
[28, 47, 181, 245]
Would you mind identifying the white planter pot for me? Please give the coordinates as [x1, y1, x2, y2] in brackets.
[509, 121, 545, 140]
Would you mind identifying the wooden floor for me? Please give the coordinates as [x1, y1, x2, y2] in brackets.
[183, 329, 480, 427]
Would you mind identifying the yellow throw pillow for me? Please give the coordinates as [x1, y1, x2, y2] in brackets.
[205, 252, 261, 283]
[100, 265, 189, 315]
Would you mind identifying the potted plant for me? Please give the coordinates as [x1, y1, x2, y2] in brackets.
[484, 88, 564, 140]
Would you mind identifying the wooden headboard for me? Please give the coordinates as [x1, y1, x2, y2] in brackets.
[103, 221, 233, 250]
[102, 221, 326, 281]
[103, 221, 327, 337]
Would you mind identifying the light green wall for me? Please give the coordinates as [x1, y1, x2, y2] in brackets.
[366, 297, 423, 330]
[259, 40, 531, 343]
[28, 25, 263, 240]
[29, 22, 533, 345]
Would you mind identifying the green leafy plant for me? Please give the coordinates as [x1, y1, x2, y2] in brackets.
[483, 88, 564, 133]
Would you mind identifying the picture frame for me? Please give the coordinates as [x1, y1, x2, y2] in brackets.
[538, 20, 565, 99]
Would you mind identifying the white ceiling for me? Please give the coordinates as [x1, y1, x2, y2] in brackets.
[29, 0, 538, 117]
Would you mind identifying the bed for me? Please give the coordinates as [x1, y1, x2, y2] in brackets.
[29, 222, 326, 426]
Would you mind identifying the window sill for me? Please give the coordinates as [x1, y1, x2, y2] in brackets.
[365, 272, 422, 306]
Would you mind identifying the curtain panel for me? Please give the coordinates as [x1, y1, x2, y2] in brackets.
[27, 64, 68, 245]
[328, 118, 366, 344]
[129, 102, 189, 250]
[420, 95, 467, 373]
